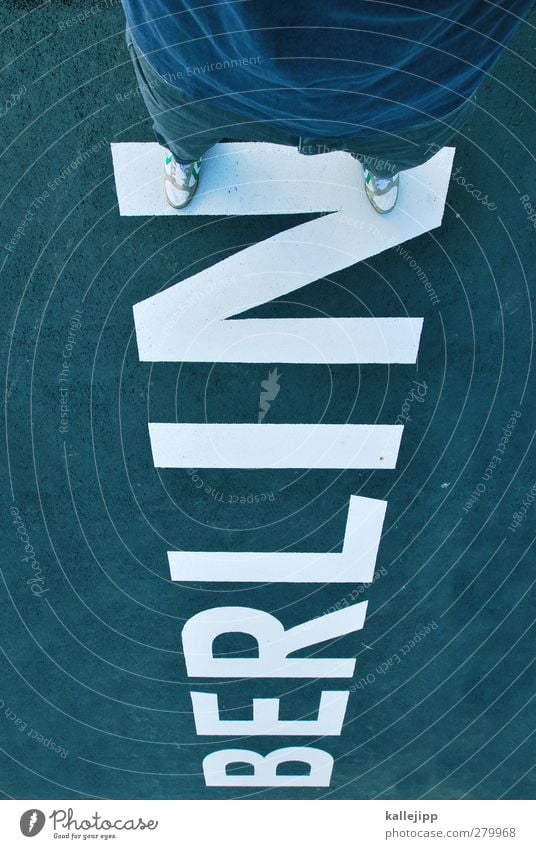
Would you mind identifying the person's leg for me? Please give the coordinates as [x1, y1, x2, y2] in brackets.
[125, 28, 223, 165]
[124, 29, 301, 206]
[358, 96, 476, 212]
[126, 28, 301, 159]
[350, 95, 477, 179]
[299, 96, 476, 212]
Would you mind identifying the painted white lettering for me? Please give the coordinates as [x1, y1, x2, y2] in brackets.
[169, 495, 387, 583]
[191, 690, 349, 735]
[182, 604, 367, 678]
[203, 746, 333, 787]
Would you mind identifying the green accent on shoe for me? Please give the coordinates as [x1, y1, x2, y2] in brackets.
[163, 153, 202, 209]
[361, 165, 400, 214]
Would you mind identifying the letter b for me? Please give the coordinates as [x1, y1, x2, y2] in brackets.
[203, 746, 333, 786]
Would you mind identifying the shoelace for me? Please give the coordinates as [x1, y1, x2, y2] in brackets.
[375, 177, 394, 191]
[172, 159, 190, 181]
[364, 167, 394, 192]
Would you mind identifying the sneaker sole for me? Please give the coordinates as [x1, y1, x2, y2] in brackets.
[364, 186, 399, 214]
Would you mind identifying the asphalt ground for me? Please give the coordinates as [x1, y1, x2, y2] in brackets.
[0, 1, 535, 800]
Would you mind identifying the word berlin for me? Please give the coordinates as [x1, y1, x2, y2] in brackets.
[126, 143, 455, 788]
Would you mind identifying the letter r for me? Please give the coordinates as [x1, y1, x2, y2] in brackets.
[182, 604, 367, 678]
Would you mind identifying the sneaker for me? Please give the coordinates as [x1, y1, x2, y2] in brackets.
[163, 150, 201, 209]
[362, 165, 399, 213]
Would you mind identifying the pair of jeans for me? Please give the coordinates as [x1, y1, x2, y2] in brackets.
[125, 28, 476, 177]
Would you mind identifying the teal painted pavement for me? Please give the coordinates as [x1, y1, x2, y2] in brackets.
[0, 1, 535, 799]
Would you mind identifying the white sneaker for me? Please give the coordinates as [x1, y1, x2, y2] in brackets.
[163, 150, 201, 209]
[362, 166, 399, 213]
